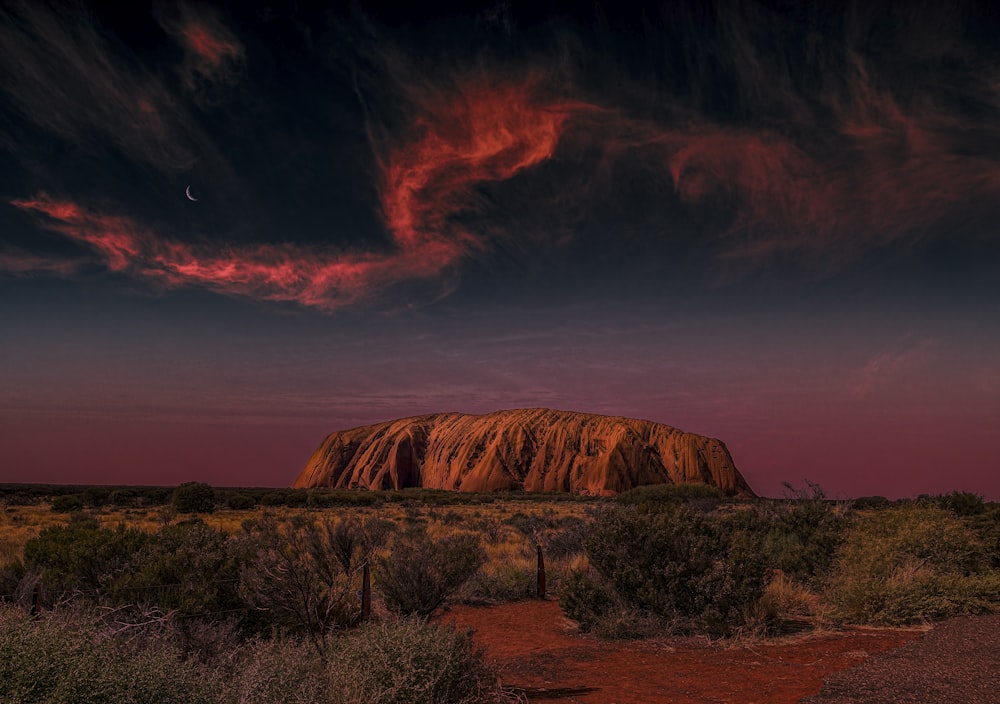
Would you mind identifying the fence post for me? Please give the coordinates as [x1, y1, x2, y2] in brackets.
[31, 584, 40, 618]
[536, 543, 546, 599]
[361, 561, 371, 621]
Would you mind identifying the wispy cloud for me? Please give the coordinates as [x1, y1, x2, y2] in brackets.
[4, 2, 1000, 311]
[853, 337, 939, 398]
[0, 1, 197, 171]
[156, 3, 245, 98]
[10, 194, 466, 310]
[0, 248, 84, 277]
[353, 4, 1000, 285]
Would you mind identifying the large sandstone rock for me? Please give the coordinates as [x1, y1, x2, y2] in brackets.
[294, 409, 754, 497]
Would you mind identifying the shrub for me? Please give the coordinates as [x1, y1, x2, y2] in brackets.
[0, 607, 215, 704]
[328, 617, 501, 704]
[225, 635, 330, 704]
[376, 528, 485, 618]
[237, 516, 382, 652]
[173, 482, 216, 513]
[307, 489, 339, 508]
[825, 506, 1000, 625]
[851, 495, 891, 511]
[616, 482, 724, 511]
[260, 491, 287, 506]
[560, 505, 769, 637]
[284, 490, 309, 507]
[136, 487, 173, 505]
[50, 494, 84, 513]
[544, 520, 587, 560]
[936, 491, 986, 517]
[226, 493, 257, 510]
[82, 486, 111, 507]
[124, 520, 241, 621]
[558, 571, 618, 630]
[503, 512, 549, 538]
[749, 499, 847, 585]
[108, 489, 137, 507]
[23, 524, 152, 602]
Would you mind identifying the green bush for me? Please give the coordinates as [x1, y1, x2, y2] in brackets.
[328, 617, 501, 704]
[306, 489, 339, 508]
[936, 491, 986, 516]
[173, 482, 216, 513]
[284, 490, 309, 507]
[50, 494, 84, 513]
[560, 505, 769, 637]
[558, 571, 626, 634]
[616, 482, 724, 511]
[125, 520, 241, 620]
[747, 499, 847, 585]
[108, 489, 137, 507]
[23, 524, 152, 601]
[260, 491, 287, 506]
[851, 495, 891, 511]
[825, 506, 1000, 625]
[0, 607, 215, 704]
[82, 486, 111, 507]
[226, 493, 257, 510]
[376, 528, 485, 618]
[20, 520, 242, 636]
[136, 487, 173, 505]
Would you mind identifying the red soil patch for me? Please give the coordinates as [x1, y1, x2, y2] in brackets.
[443, 600, 923, 703]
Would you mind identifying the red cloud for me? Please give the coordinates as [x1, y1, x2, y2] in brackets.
[665, 95, 1000, 273]
[0, 249, 83, 277]
[156, 4, 245, 94]
[8, 51, 1000, 310]
[10, 195, 461, 310]
[380, 78, 590, 253]
[182, 23, 241, 68]
[7, 78, 585, 310]
[374, 56, 1000, 286]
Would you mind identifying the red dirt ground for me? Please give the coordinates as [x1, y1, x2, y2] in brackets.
[443, 600, 924, 704]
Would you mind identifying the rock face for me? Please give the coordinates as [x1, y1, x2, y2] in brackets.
[294, 409, 754, 497]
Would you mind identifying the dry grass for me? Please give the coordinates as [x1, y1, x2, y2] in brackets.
[753, 569, 829, 635]
[0, 498, 593, 572]
[0, 505, 68, 566]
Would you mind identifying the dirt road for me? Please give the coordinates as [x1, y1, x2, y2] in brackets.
[445, 600, 924, 703]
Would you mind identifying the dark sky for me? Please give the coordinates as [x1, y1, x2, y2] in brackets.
[1, 0, 998, 498]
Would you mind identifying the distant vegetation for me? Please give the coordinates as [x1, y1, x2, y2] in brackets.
[1, 482, 999, 702]
[0, 483, 592, 511]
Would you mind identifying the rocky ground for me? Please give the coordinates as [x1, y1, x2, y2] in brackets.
[801, 613, 1000, 704]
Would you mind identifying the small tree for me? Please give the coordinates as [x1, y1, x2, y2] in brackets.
[238, 516, 385, 656]
[375, 527, 484, 618]
[172, 482, 215, 514]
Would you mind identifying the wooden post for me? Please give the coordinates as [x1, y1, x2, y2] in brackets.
[361, 561, 371, 621]
[536, 543, 546, 599]
[31, 584, 40, 618]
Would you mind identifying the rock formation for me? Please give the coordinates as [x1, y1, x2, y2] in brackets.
[294, 408, 754, 497]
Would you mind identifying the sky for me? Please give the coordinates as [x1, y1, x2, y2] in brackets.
[1, 0, 998, 499]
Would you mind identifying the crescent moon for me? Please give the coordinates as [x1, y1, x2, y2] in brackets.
[185, 185, 198, 202]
